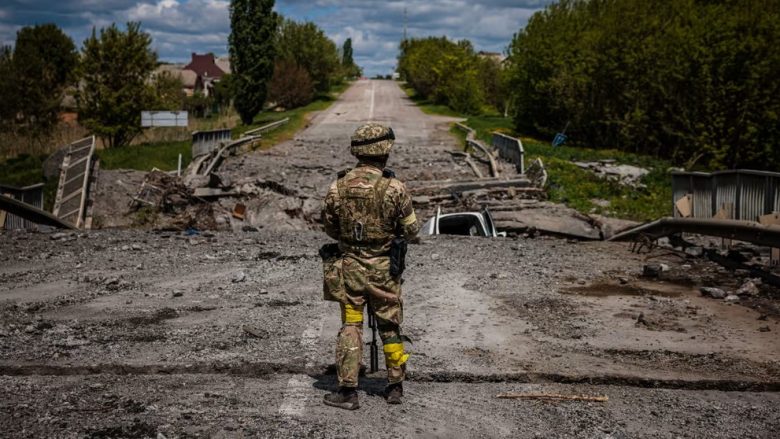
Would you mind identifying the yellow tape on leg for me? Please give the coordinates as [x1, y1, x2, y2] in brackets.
[341, 303, 364, 324]
[383, 343, 410, 367]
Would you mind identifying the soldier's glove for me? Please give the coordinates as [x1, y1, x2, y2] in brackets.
[389, 238, 407, 278]
[319, 243, 341, 261]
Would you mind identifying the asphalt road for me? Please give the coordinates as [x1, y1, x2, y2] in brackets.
[1, 80, 779, 438]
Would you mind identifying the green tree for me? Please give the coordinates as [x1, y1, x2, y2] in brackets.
[268, 59, 314, 108]
[340, 37, 361, 78]
[77, 22, 157, 148]
[276, 19, 340, 92]
[506, 0, 780, 170]
[0, 46, 17, 130]
[3, 24, 78, 137]
[229, 0, 277, 125]
[151, 71, 185, 111]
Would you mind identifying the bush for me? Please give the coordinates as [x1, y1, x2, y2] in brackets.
[268, 59, 314, 109]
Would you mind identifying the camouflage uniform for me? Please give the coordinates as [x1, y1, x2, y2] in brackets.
[322, 123, 420, 389]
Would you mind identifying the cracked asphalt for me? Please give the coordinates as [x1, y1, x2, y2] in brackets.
[1, 80, 779, 438]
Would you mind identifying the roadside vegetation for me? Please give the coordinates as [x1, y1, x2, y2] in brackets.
[398, 0, 777, 221]
[0, 0, 358, 200]
[444, 115, 672, 222]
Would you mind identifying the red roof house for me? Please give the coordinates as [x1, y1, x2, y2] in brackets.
[184, 53, 228, 79]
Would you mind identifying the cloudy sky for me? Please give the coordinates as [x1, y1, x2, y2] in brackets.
[1, 0, 553, 76]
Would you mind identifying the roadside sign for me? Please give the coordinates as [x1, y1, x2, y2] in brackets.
[141, 111, 188, 127]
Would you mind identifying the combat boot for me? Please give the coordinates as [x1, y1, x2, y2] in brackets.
[323, 387, 359, 410]
[385, 382, 403, 404]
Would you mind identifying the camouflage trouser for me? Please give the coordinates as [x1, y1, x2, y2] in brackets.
[329, 254, 409, 388]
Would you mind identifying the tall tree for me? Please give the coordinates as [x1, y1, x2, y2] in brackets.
[3, 24, 78, 137]
[342, 38, 354, 67]
[77, 22, 157, 149]
[229, 0, 277, 125]
[276, 19, 340, 92]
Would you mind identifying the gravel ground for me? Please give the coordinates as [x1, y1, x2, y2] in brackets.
[1, 80, 778, 438]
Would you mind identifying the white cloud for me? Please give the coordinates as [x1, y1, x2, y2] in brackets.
[0, 0, 554, 74]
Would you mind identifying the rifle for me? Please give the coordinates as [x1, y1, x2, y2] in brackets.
[367, 303, 379, 373]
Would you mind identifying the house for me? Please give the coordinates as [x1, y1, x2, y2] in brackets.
[183, 53, 230, 97]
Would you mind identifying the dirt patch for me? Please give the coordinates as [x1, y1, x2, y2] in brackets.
[562, 280, 695, 298]
[125, 307, 178, 326]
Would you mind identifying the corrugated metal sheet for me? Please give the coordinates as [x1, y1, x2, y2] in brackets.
[0, 183, 44, 230]
[672, 170, 780, 222]
[491, 133, 525, 174]
[192, 128, 232, 157]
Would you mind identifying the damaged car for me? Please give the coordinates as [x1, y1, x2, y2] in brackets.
[421, 207, 505, 237]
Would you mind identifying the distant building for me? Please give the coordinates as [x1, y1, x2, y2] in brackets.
[154, 54, 231, 98]
[183, 53, 230, 97]
[478, 51, 507, 64]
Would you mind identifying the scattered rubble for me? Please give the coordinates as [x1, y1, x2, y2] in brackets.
[573, 159, 649, 188]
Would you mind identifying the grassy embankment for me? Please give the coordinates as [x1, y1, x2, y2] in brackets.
[98, 82, 351, 172]
[400, 84, 671, 222]
[0, 83, 352, 213]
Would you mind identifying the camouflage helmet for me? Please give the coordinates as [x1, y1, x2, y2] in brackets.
[350, 123, 395, 157]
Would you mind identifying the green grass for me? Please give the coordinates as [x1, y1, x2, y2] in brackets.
[0, 154, 59, 211]
[400, 84, 462, 117]
[97, 140, 191, 172]
[234, 82, 352, 149]
[442, 113, 672, 222]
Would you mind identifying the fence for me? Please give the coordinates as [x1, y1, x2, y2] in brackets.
[672, 170, 780, 221]
[192, 128, 232, 157]
[492, 133, 525, 174]
[0, 183, 44, 230]
[53, 136, 97, 228]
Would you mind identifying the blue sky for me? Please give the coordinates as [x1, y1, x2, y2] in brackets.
[1, 1, 553, 76]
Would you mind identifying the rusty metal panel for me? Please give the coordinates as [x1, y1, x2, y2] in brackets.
[192, 128, 232, 157]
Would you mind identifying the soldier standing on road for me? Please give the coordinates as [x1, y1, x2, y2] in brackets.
[320, 123, 420, 410]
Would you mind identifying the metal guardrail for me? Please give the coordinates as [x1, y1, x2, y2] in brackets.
[672, 170, 780, 221]
[243, 117, 290, 137]
[192, 128, 232, 157]
[0, 183, 44, 230]
[492, 133, 525, 174]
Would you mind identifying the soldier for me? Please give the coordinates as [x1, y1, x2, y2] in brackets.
[320, 123, 420, 410]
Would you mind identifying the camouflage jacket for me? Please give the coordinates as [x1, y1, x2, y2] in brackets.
[323, 164, 419, 258]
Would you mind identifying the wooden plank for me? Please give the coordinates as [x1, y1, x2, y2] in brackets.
[0, 209, 6, 229]
[675, 194, 693, 218]
[52, 151, 71, 216]
[496, 392, 608, 402]
[74, 136, 95, 228]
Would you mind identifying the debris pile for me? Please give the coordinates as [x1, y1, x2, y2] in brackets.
[573, 159, 649, 188]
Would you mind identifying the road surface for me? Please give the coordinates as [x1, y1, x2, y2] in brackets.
[1, 80, 778, 438]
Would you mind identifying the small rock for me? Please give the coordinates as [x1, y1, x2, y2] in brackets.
[684, 247, 704, 257]
[50, 232, 68, 241]
[618, 277, 629, 285]
[642, 264, 663, 278]
[758, 326, 771, 332]
[737, 280, 759, 296]
[431, 253, 440, 261]
[131, 244, 142, 251]
[724, 294, 740, 303]
[259, 289, 269, 295]
[758, 314, 768, 321]
[172, 291, 183, 298]
[121, 245, 130, 251]
[232, 271, 247, 283]
[700, 287, 727, 299]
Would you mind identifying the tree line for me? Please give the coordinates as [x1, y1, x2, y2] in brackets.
[399, 0, 779, 171]
[397, 37, 507, 115]
[1, 0, 360, 149]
